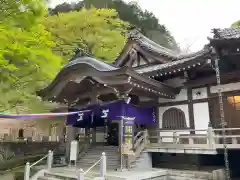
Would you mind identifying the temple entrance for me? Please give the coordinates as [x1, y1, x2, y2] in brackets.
[18, 129, 24, 139]
[106, 122, 119, 146]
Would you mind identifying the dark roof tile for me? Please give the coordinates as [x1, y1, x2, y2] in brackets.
[213, 27, 240, 40]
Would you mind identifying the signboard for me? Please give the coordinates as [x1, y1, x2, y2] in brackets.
[123, 117, 135, 146]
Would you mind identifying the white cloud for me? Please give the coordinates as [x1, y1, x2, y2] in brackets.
[49, 0, 240, 52]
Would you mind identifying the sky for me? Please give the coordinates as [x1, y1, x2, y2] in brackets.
[49, 0, 240, 52]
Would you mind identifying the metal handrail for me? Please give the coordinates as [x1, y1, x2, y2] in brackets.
[84, 157, 102, 174]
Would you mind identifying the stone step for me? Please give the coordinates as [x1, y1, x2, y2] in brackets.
[38, 176, 61, 180]
[85, 151, 118, 154]
[44, 172, 76, 180]
[84, 153, 118, 156]
[79, 157, 119, 162]
[42, 171, 101, 180]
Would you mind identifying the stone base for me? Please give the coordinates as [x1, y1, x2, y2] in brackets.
[116, 167, 129, 172]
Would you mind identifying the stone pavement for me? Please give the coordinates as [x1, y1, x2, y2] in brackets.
[47, 166, 167, 180]
[0, 173, 15, 180]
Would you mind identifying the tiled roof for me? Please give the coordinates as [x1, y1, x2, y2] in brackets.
[65, 57, 118, 72]
[136, 47, 211, 74]
[213, 27, 240, 40]
[128, 30, 179, 59]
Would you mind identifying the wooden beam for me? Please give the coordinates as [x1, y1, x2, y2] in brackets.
[128, 54, 135, 67]
[134, 45, 169, 63]
[138, 52, 150, 64]
[137, 53, 141, 66]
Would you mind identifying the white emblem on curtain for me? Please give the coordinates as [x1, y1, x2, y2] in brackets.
[77, 112, 84, 121]
[101, 109, 109, 118]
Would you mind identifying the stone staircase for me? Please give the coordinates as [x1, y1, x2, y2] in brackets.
[77, 145, 119, 171]
[36, 145, 119, 180]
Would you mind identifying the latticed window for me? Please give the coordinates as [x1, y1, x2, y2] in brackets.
[162, 108, 187, 129]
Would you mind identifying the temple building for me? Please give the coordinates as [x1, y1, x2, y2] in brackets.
[37, 27, 240, 175]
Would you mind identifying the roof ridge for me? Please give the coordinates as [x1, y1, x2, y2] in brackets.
[127, 29, 208, 59]
[127, 30, 178, 58]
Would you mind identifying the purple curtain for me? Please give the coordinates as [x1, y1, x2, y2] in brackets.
[67, 100, 156, 127]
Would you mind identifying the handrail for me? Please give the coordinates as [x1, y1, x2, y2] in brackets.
[147, 126, 240, 149]
[149, 128, 207, 132]
[149, 127, 240, 133]
[77, 152, 106, 180]
[84, 157, 102, 174]
[133, 131, 144, 142]
[214, 128, 240, 131]
[30, 154, 48, 168]
[24, 150, 53, 180]
[125, 130, 147, 169]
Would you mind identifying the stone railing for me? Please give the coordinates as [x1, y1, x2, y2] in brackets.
[125, 130, 148, 169]
[24, 150, 53, 180]
[147, 127, 240, 150]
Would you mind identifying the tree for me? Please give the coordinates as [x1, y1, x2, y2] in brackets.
[44, 7, 128, 63]
[49, 0, 180, 51]
[232, 20, 240, 27]
[0, 0, 62, 112]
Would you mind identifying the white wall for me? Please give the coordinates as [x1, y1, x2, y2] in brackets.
[193, 102, 210, 134]
[192, 87, 208, 100]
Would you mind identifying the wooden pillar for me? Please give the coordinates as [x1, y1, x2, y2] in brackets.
[187, 88, 195, 133]
[90, 93, 98, 144]
[207, 86, 213, 127]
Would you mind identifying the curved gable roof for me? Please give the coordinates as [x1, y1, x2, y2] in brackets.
[65, 57, 118, 72]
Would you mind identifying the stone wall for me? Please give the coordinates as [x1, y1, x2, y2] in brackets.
[0, 141, 65, 156]
[146, 169, 225, 180]
[0, 117, 66, 141]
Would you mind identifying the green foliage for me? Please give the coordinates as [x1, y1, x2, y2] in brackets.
[44, 7, 128, 63]
[232, 20, 240, 27]
[49, 0, 179, 51]
[0, 0, 62, 112]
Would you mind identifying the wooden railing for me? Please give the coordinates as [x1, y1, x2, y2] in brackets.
[147, 127, 240, 150]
